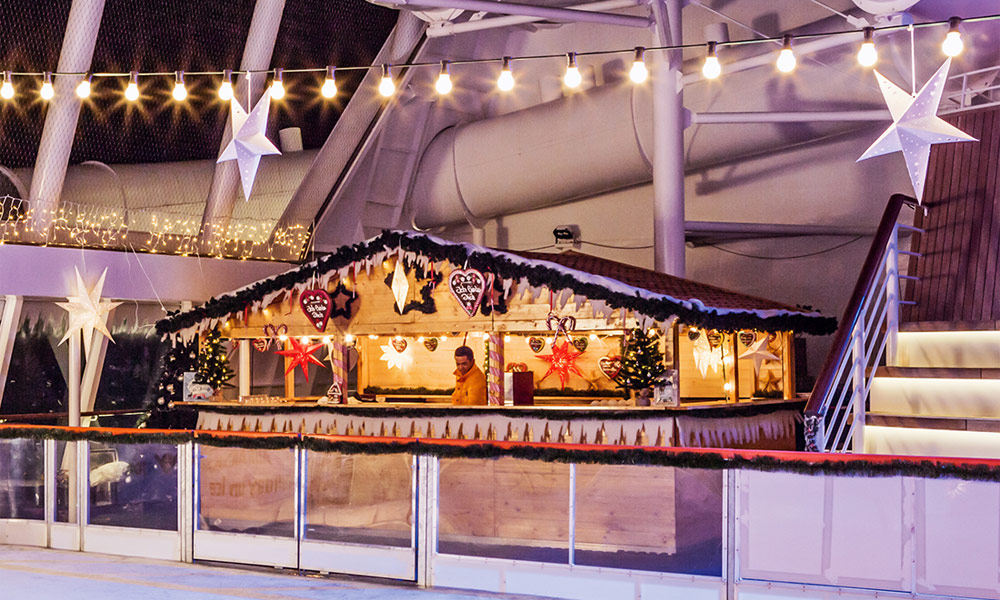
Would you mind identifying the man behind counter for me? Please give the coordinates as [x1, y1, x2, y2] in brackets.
[451, 345, 487, 405]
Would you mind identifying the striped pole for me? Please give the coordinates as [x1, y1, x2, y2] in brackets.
[328, 337, 348, 402]
[487, 332, 504, 406]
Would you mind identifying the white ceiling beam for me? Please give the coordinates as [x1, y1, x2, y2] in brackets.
[384, 0, 650, 28]
[425, 0, 644, 37]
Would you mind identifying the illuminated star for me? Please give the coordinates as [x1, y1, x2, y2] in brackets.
[858, 59, 976, 202]
[738, 337, 780, 376]
[390, 261, 409, 313]
[217, 93, 281, 200]
[537, 341, 585, 389]
[379, 344, 413, 370]
[692, 335, 723, 379]
[56, 268, 122, 358]
[276, 338, 326, 382]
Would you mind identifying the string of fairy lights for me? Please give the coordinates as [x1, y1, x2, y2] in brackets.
[0, 14, 993, 105]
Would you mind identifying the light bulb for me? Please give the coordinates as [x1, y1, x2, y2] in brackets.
[278, 334, 288, 342]
[440, 335, 448, 341]
[270, 68, 285, 99]
[589, 333, 598, 341]
[172, 71, 187, 101]
[1, 72, 13, 100]
[321, 66, 336, 98]
[857, 27, 877, 67]
[776, 35, 796, 73]
[702, 42, 721, 79]
[629, 47, 648, 84]
[75, 75, 91, 99]
[435, 61, 452, 95]
[504, 335, 511, 343]
[942, 17, 963, 57]
[497, 57, 514, 91]
[125, 71, 139, 102]
[344, 334, 354, 343]
[218, 69, 233, 101]
[300, 336, 310, 344]
[368, 334, 378, 339]
[379, 64, 395, 97]
[564, 53, 582, 89]
[40, 72, 54, 100]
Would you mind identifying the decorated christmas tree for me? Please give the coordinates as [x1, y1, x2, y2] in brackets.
[194, 329, 234, 391]
[615, 328, 667, 392]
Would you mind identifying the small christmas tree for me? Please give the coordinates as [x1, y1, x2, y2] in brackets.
[615, 328, 667, 393]
[194, 329, 234, 391]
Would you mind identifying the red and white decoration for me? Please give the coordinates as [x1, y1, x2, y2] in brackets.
[448, 268, 492, 317]
[275, 337, 325, 382]
[299, 289, 332, 332]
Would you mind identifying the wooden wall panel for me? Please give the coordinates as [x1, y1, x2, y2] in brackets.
[903, 106, 1000, 323]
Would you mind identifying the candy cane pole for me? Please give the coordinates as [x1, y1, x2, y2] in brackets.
[328, 337, 348, 402]
[487, 332, 504, 406]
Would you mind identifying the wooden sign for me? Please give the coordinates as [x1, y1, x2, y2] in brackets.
[448, 268, 491, 317]
[598, 355, 622, 380]
[299, 289, 332, 332]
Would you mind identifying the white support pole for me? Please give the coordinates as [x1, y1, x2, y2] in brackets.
[200, 0, 287, 251]
[26, 0, 106, 238]
[691, 110, 890, 124]
[68, 334, 82, 428]
[425, 0, 643, 37]
[415, 454, 436, 587]
[885, 227, 901, 367]
[650, 0, 686, 277]
[178, 441, 194, 563]
[239, 339, 251, 397]
[850, 323, 866, 453]
[0, 295, 23, 410]
[79, 314, 112, 424]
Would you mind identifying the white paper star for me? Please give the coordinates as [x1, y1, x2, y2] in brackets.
[858, 59, 976, 202]
[217, 93, 281, 200]
[692, 335, 723, 379]
[738, 337, 780, 376]
[390, 261, 409, 313]
[56, 268, 122, 358]
[379, 344, 413, 371]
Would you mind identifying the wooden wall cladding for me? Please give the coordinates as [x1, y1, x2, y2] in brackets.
[904, 106, 1000, 322]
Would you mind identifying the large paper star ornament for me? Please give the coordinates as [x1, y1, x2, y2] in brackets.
[218, 93, 281, 200]
[537, 341, 585, 389]
[858, 59, 976, 202]
[379, 344, 413, 370]
[276, 338, 326, 382]
[692, 334, 723, 379]
[56, 268, 122, 358]
[738, 337, 780, 376]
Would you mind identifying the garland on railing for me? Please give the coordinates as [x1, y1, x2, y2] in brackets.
[155, 230, 837, 337]
[361, 385, 623, 398]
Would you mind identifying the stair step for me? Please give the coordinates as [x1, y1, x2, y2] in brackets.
[900, 320, 1000, 332]
[896, 329, 1000, 368]
[875, 366, 1000, 379]
[868, 414, 1000, 432]
[865, 425, 1000, 459]
[871, 377, 1000, 419]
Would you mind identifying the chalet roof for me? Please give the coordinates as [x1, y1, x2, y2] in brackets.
[156, 230, 836, 339]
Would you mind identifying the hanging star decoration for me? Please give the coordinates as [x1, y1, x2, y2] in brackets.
[692, 334, 723, 379]
[379, 343, 413, 370]
[275, 338, 325, 382]
[56, 267, 122, 358]
[329, 282, 356, 320]
[390, 260, 409, 313]
[217, 92, 281, 200]
[738, 336, 780, 376]
[537, 340, 585, 389]
[858, 59, 976, 202]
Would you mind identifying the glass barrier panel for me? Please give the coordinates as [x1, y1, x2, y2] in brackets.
[87, 442, 178, 530]
[304, 452, 413, 547]
[574, 465, 723, 575]
[0, 438, 44, 520]
[55, 441, 78, 523]
[198, 445, 295, 537]
[438, 457, 569, 563]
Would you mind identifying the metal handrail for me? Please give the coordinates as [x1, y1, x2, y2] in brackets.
[805, 193, 918, 452]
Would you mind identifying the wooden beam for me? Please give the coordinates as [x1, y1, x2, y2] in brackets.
[239, 339, 251, 397]
[782, 331, 795, 400]
[0, 295, 23, 409]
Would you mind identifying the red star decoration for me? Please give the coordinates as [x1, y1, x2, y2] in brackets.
[275, 338, 326, 382]
[537, 341, 585, 389]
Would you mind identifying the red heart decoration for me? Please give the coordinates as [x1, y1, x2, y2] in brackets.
[391, 338, 408, 353]
[300, 289, 332, 332]
[598, 355, 622, 379]
[252, 338, 270, 352]
[448, 268, 491, 317]
[527, 337, 544, 353]
[423, 337, 439, 352]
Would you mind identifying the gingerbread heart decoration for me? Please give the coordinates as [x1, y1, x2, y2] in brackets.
[448, 268, 491, 317]
[506, 362, 529, 373]
[391, 337, 408, 353]
[300, 289, 332, 332]
[687, 329, 701, 341]
[598, 355, 622, 380]
[252, 338, 270, 352]
[572, 337, 588, 353]
[527, 336, 545, 353]
[423, 337, 439, 352]
[707, 331, 723, 347]
[739, 331, 756, 347]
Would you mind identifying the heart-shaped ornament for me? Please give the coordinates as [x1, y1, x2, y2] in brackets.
[300, 289, 332, 332]
[391, 337, 408, 353]
[598, 355, 622, 379]
[687, 329, 701, 341]
[252, 338, 270, 352]
[739, 331, 756, 347]
[506, 362, 529, 373]
[448, 268, 490, 317]
[707, 331, 723, 347]
[423, 337, 439, 352]
[528, 336, 544, 353]
[572, 337, 588, 352]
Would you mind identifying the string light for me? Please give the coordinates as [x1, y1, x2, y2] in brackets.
[75, 74, 92, 98]
[172, 71, 187, 101]
[321, 66, 336, 98]
[435, 61, 452, 95]
[269, 68, 285, 99]
[39, 72, 53, 100]
[344, 334, 354, 343]
[857, 27, 878, 67]
[497, 56, 514, 91]
[629, 47, 648, 84]
[776, 34, 796, 73]
[702, 42, 721, 79]
[1, 72, 14, 100]
[564, 52, 582, 89]
[124, 71, 139, 102]
[942, 16, 963, 57]
[504, 335, 511, 343]
[378, 64, 395, 98]
[218, 69, 233, 101]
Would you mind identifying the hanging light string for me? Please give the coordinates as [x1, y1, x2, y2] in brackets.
[0, 13, 992, 99]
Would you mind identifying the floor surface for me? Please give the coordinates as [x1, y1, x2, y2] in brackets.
[0, 545, 554, 600]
